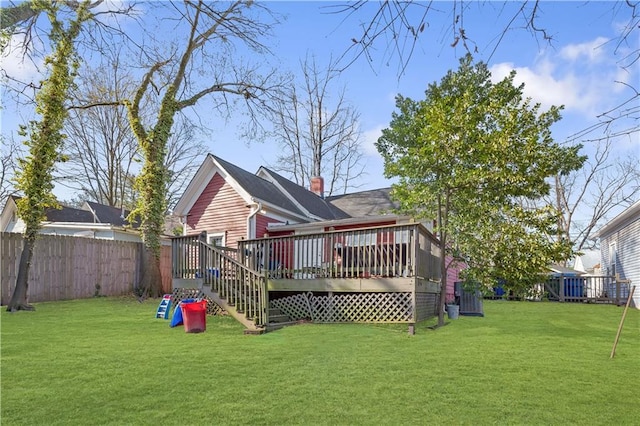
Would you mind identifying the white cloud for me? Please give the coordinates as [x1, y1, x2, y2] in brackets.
[559, 37, 609, 63]
[490, 60, 584, 113]
[92, 0, 146, 26]
[361, 125, 385, 156]
[489, 37, 631, 117]
[0, 34, 43, 83]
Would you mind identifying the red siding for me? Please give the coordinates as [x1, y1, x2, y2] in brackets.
[256, 214, 283, 238]
[186, 173, 248, 248]
[446, 256, 465, 302]
[268, 229, 295, 237]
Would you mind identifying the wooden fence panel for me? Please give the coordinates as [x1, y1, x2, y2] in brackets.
[1, 232, 170, 305]
[160, 245, 172, 294]
[1, 234, 21, 305]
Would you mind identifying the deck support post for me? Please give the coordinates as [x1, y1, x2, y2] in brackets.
[408, 323, 415, 335]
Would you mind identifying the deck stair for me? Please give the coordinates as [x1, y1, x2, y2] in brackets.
[199, 287, 296, 333]
[265, 307, 297, 332]
[268, 307, 290, 324]
[173, 235, 297, 333]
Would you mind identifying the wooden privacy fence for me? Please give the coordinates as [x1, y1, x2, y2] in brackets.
[1, 232, 172, 305]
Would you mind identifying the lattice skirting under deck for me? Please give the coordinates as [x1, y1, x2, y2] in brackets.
[415, 292, 439, 322]
[270, 291, 439, 323]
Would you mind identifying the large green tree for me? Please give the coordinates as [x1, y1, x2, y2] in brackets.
[125, 0, 282, 298]
[376, 55, 585, 326]
[7, 1, 93, 312]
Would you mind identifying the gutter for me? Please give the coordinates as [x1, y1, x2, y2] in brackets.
[247, 198, 263, 239]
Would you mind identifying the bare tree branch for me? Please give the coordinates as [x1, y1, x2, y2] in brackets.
[549, 139, 640, 251]
[0, 135, 21, 206]
[268, 55, 365, 195]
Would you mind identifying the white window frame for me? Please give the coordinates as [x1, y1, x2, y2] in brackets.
[207, 232, 225, 247]
[609, 241, 617, 276]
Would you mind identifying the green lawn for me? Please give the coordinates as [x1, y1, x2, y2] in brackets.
[2, 297, 639, 425]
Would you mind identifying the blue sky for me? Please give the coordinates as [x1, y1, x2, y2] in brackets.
[188, 1, 640, 192]
[1, 1, 638, 199]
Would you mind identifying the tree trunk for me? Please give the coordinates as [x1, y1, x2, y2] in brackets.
[6, 238, 36, 312]
[138, 246, 163, 298]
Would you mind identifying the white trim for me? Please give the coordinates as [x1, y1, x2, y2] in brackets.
[81, 201, 100, 223]
[207, 232, 226, 247]
[212, 158, 254, 206]
[252, 198, 311, 223]
[594, 200, 640, 239]
[173, 154, 253, 216]
[172, 155, 217, 215]
[0, 196, 18, 232]
[247, 200, 261, 240]
[267, 214, 410, 233]
[608, 241, 617, 276]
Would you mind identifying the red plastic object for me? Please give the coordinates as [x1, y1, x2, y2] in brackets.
[181, 300, 207, 333]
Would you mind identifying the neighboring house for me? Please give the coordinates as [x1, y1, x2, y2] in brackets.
[1, 196, 142, 242]
[593, 200, 640, 309]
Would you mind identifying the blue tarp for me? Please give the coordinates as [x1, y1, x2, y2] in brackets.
[170, 298, 195, 327]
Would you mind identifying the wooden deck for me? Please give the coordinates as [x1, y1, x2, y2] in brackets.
[171, 223, 442, 329]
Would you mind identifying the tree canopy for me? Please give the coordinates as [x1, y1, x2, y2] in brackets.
[377, 54, 585, 324]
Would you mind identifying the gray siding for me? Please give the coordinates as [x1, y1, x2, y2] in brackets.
[600, 217, 640, 308]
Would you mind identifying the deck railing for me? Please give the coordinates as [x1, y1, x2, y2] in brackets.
[237, 223, 441, 282]
[544, 275, 630, 305]
[172, 235, 268, 326]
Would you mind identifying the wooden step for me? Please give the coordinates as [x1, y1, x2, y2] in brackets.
[269, 314, 290, 323]
[265, 321, 303, 332]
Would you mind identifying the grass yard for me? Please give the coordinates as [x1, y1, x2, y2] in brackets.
[2, 297, 639, 425]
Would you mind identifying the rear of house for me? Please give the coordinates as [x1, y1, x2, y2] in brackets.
[170, 154, 447, 331]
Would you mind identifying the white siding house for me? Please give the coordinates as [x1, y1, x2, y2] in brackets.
[1, 196, 143, 243]
[594, 200, 640, 309]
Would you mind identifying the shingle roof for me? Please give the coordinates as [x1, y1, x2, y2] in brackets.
[326, 188, 398, 217]
[260, 168, 350, 220]
[84, 201, 139, 228]
[10, 195, 96, 223]
[46, 205, 96, 223]
[211, 155, 306, 217]
[208, 155, 398, 222]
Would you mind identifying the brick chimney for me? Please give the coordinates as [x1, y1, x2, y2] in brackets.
[310, 176, 324, 198]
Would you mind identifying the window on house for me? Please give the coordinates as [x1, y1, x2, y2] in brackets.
[395, 229, 410, 244]
[207, 232, 225, 247]
[345, 230, 377, 246]
[609, 242, 617, 277]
